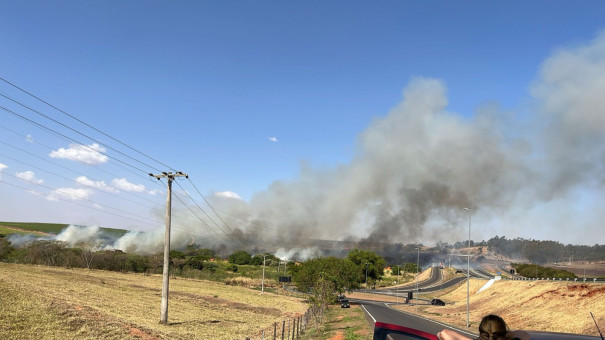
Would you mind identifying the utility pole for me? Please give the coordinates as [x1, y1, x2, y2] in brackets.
[150, 171, 188, 324]
[262, 254, 267, 294]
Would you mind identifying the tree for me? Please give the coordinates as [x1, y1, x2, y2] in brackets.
[292, 257, 360, 324]
[347, 249, 386, 284]
[0, 235, 14, 260]
[228, 250, 252, 265]
[76, 241, 102, 269]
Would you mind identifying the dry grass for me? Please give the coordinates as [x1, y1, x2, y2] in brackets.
[301, 304, 372, 340]
[394, 278, 605, 337]
[0, 263, 307, 339]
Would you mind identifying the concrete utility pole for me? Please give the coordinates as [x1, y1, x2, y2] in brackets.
[150, 171, 188, 325]
[261, 254, 267, 294]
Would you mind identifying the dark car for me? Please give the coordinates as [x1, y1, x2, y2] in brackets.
[430, 298, 445, 306]
[341, 299, 350, 308]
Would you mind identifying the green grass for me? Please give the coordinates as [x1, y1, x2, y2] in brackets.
[0, 226, 30, 235]
[0, 221, 128, 237]
[0, 222, 69, 234]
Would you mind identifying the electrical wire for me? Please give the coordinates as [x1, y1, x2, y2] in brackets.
[0, 179, 159, 228]
[0, 77, 175, 171]
[1, 104, 150, 175]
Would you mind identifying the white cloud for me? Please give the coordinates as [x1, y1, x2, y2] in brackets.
[111, 178, 145, 192]
[0, 163, 7, 180]
[215, 191, 243, 200]
[148, 189, 162, 196]
[76, 176, 119, 193]
[49, 187, 93, 201]
[15, 171, 44, 184]
[268, 137, 278, 142]
[27, 189, 45, 198]
[26, 134, 34, 143]
[49, 143, 108, 165]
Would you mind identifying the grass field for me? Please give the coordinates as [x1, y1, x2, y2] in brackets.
[0, 222, 69, 234]
[0, 221, 128, 238]
[0, 263, 308, 339]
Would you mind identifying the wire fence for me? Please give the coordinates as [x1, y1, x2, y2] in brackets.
[245, 307, 315, 340]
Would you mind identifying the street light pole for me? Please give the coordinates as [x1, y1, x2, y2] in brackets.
[365, 263, 369, 293]
[396, 264, 401, 307]
[415, 247, 420, 313]
[464, 207, 472, 328]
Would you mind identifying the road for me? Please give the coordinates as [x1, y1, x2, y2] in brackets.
[354, 298, 476, 338]
[369, 267, 470, 298]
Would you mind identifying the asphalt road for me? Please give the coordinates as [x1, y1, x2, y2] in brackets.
[371, 267, 469, 297]
[353, 298, 602, 340]
[354, 298, 476, 338]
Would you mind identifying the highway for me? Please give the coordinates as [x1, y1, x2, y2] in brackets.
[353, 298, 476, 338]
[352, 266, 603, 339]
[369, 267, 471, 298]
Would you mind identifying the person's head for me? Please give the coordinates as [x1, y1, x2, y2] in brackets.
[478, 314, 509, 340]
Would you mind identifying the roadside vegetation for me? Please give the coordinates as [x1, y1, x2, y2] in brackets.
[301, 303, 372, 340]
[512, 263, 576, 279]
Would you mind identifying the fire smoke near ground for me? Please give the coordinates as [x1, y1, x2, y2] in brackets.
[55, 32, 605, 257]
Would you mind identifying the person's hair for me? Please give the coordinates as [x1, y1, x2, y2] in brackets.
[478, 314, 509, 340]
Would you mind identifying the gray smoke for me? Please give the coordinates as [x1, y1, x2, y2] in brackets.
[240, 31, 605, 248]
[52, 31, 605, 255]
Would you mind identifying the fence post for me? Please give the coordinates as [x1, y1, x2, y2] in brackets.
[274, 322, 277, 340]
[297, 316, 300, 338]
[292, 318, 296, 339]
[281, 320, 285, 340]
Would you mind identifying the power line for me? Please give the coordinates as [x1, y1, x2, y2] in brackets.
[175, 180, 247, 247]
[0, 179, 160, 228]
[1, 92, 165, 173]
[0, 135, 166, 210]
[1, 104, 150, 174]
[170, 185, 230, 242]
[0, 77, 175, 172]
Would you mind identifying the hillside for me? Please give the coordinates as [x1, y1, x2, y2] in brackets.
[0, 221, 128, 238]
[396, 278, 605, 336]
[0, 263, 307, 340]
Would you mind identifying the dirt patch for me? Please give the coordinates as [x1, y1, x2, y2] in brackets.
[0, 225, 52, 235]
[328, 331, 345, 340]
[125, 325, 160, 340]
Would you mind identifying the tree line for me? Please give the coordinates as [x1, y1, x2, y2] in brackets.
[433, 236, 605, 264]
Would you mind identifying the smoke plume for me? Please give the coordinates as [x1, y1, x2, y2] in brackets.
[51, 31, 605, 256]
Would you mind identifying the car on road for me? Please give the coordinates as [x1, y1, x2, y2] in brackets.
[430, 298, 445, 306]
[341, 299, 350, 308]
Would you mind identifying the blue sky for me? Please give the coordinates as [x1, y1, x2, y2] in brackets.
[2, 1, 605, 249]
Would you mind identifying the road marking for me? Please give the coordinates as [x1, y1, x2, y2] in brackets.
[384, 303, 476, 337]
[361, 304, 377, 323]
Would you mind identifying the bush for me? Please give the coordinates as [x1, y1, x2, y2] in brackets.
[204, 261, 218, 273]
[228, 250, 252, 265]
[186, 255, 206, 270]
[226, 263, 238, 272]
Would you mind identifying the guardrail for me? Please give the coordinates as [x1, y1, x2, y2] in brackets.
[502, 276, 605, 283]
